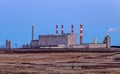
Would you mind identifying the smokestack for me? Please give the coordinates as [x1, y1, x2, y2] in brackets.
[56, 24, 58, 35]
[62, 25, 64, 35]
[32, 25, 34, 41]
[80, 24, 83, 45]
[71, 24, 74, 34]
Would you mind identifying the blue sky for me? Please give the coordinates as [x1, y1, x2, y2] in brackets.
[0, 0, 120, 47]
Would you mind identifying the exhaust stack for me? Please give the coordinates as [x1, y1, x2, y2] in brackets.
[62, 25, 64, 35]
[80, 24, 83, 45]
[56, 24, 58, 35]
[32, 25, 34, 41]
[71, 24, 74, 34]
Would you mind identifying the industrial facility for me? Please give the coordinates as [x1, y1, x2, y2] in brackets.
[22, 24, 111, 49]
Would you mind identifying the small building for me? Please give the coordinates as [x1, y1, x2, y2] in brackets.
[86, 43, 107, 48]
[30, 40, 39, 48]
[69, 43, 107, 49]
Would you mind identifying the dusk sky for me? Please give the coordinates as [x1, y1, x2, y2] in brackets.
[0, 0, 120, 47]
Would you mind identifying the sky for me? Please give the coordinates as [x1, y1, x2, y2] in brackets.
[0, 0, 120, 48]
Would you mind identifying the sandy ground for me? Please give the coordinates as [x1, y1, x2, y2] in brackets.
[0, 51, 120, 74]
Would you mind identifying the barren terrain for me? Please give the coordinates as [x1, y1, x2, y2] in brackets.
[0, 49, 120, 74]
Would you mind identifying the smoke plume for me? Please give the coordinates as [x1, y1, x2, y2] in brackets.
[107, 28, 117, 35]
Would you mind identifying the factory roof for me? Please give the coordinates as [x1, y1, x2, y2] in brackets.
[39, 33, 76, 37]
[31, 40, 38, 42]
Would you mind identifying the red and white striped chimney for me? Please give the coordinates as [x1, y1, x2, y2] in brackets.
[62, 25, 64, 35]
[56, 24, 58, 35]
[80, 24, 83, 45]
[71, 24, 74, 34]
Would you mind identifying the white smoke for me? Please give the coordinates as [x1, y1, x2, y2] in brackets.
[107, 28, 117, 35]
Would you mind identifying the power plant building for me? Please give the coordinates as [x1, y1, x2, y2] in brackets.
[23, 24, 111, 49]
[29, 33, 77, 48]
[39, 34, 77, 46]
